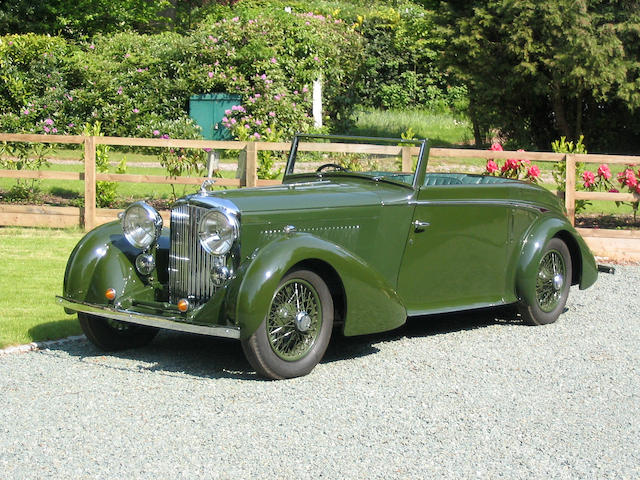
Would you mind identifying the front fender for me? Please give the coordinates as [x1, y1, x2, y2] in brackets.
[515, 215, 597, 307]
[63, 221, 167, 306]
[236, 233, 407, 340]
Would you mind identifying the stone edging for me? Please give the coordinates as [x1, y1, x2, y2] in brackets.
[0, 335, 86, 357]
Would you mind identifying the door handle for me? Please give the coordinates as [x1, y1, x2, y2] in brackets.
[413, 220, 430, 232]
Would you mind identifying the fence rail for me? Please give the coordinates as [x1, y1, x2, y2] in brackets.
[1, 133, 639, 261]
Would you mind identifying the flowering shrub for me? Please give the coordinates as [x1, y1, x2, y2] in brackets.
[580, 163, 640, 219]
[484, 143, 541, 183]
[0, 10, 362, 143]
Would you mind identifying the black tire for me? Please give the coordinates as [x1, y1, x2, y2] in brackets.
[518, 238, 572, 326]
[241, 269, 334, 380]
[78, 313, 158, 351]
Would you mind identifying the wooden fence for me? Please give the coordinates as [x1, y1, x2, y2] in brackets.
[1, 133, 639, 261]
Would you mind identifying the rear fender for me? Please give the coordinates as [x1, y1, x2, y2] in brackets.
[236, 233, 406, 340]
[515, 216, 597, 306]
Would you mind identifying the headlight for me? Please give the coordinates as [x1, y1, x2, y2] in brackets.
[122, 202, 163, 250]
[198, 209, 239, 255]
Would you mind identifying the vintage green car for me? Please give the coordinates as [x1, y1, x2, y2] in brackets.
[57, 135, 597, 379]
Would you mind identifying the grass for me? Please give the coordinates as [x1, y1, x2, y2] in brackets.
[0, 227, 84, 348]
[347, 108, 473, 147]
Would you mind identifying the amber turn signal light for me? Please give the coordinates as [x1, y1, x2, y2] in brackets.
[105, 288, 116, 301]
[177, 299, 189, 312]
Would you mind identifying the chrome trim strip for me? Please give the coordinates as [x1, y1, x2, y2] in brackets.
[56, 296, 240, 339]
[408, 199, 544, 211]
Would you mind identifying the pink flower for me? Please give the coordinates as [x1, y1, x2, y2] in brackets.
[117, 87, 123, 95]
[597, 164, 612, 179]
[583, 170, 596, 188]
[619, 168, 638, 188]
[153, 130, 160, 136]
[68, 123, 74, 128]
[89, 44, 95, 50]
[22, 109, 29, 115]
[313, 56, 319, 62]
[268, 111, 276, 117]
[232, 16, 239, 22]
[485, 160, 499, 174]
[490, 142, 503, 152]
[527, 165, 541, 178]
[162, 134, 170, 139]
[230, 118, 237, 124]
[208, 71, 214, 78]
[44, 118, 54, 125]
[608, 188, 619, 193]
[274, 94, 281, 101]
[52, 128, 58, 133]
[253, 132, 261, 139]
[255, 119, 262, 125]
[260, 74, 267, 80]
[270, 57, 277, 63]
[43, 126, 50, 133]
[124, 53, 130, 58]
[302, 87, 309, 93]
[133, 108, 139, 114]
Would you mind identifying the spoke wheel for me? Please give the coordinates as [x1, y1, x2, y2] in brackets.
[267, 279, 322, 361]
[242, 269, 334, 380]
[518, 238, 572, 326]
[536, 249, 566, 312]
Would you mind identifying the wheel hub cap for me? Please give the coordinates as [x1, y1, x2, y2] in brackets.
[553, 273, 564, 291]
[295, 311, 312, 332]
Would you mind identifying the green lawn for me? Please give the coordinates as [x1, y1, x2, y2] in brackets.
[0, 227, 84, 348]
[347, 108, 473, 147]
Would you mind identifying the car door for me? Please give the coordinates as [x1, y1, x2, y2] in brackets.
[397, 183, 511, 315]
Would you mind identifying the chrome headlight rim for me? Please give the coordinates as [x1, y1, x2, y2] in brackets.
[198, 208, 239, 256]
[121, 201, 163, 250]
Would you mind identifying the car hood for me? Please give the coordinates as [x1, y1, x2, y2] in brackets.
[183, 178, 401, 213]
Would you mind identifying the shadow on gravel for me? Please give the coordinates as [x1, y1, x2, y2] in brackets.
[45, 306, 523, 380]
[323, 305, 523, 364]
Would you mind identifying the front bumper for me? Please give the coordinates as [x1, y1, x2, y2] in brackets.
[56, 296, 240, 340]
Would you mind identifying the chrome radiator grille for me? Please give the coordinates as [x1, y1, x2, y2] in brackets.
[169, 204, 216, 306]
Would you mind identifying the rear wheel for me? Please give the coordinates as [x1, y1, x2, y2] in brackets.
[518, 238, 572, 325]
[78, 313, 158, 351]
[241, 269, 334, 379]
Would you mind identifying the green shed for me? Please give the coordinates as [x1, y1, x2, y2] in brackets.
[189, 93, 242, 140]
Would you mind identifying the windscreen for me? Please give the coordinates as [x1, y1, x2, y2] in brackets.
[286, 136, 424, 187]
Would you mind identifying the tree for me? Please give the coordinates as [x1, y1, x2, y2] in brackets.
[437, 0, 640, 151]
[0, 0, 169, 38]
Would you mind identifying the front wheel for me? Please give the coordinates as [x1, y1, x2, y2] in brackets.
[241, 269, 334, 379]
[518, 238, 572, 325]
[78, 313, 158, 351]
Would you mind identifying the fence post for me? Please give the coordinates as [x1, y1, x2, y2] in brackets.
[401, 146, 412, 172]
[84, 135, 96, 230]
[565, 154, 576, 225]
[244, 142, 258, 188]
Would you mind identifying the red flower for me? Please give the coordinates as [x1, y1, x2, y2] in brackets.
[608, 188, 619, 193]
[485, 160, 499, 174]
[505, 158, 520, 170]
[527, 165, 541, 178]
[597, 164, 612, 180]
[619, 168, 638, 188]
[490, 142, 503, 152]
[582, 170, 596, 188]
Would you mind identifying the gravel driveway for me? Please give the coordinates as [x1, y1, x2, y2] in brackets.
[1, 266, 638, 479]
